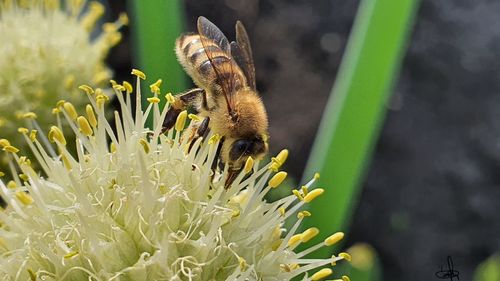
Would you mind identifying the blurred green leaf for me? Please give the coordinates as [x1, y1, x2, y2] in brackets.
[474, 254, 500, 281]
[301, 0, 420, 257]
[128, 0, 188, 117]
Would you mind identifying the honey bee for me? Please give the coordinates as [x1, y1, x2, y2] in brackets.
[163, 17, 269, 184]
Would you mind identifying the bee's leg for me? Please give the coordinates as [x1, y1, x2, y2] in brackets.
[162, 88, 206, 132]
[187, 117, 211, 152]
[209, 137, 224, 184]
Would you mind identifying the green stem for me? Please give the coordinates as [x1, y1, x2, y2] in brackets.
[128, 0, 187, 118]
[301, 0, 420, 257]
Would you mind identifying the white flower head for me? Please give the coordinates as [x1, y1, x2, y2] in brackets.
[0, 70, 349, 281]
[0, 0, 127, 147]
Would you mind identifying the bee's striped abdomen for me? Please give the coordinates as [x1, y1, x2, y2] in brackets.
[175, 34, 245, 94]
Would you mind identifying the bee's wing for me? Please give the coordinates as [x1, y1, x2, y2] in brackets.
[197, 16, 237, 116]
[231, 21, 256, 91]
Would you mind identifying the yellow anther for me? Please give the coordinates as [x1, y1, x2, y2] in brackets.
[325, 232, 344, 246]
[93, 70, 111, 84]
[19, 173, 29, 182]
[119, 12, 129, 25]
[270, 149, 289, 171]
[279, 264, 288, 272]
[90, 2, 104, 14]
[110, 142, 117, 153]
[64, 74, 75, 90]
[16, 191, 34, 205]
[77, 116, 93, 136]
[278, 207, 286, 216]
[280, 263, 299, 272]
[150, 79, 162, 93]
[272, 226, 282, 239]
[123, 81, 133, 93]
[269, 171, 287, 188]
[290, 263, 300, 270]
[0, 139, 11, 147]
[86, 105, 97, 127]
[96, 95, 107, 108]
[103, 22, 117, 33]
[175, 110, 188, 131]
[292, 189, 303, 201]
[147, 97, 161, 104]
[78, 84, 94, 95]
[287, 234, 302, 247]
[95, 88, 105, 96]
[7, 181, 16, 189]
[105, 32, 122, 46]
[208, 134, 221, 145]
[52, 108, 61, 114]
[34, 89, 46, 98]
[330, 255, 338, 266]
[303, 188, 325, 203]
[238, 257, 248, 271]
[0, 172, 4, 177]
[63, 102, 78, 120]
[310, 268, 332, 280]
[19, 156, 30, 166]
[231, 209, 240, 218]
[139, 139, 150, 153]
[44, 0, 59, 9]
[3, 145, 19, 153]
[276, 149, 289, 164]
[64, 251, 79, 259]
[48, 126, 66, 145]
[27, 268, 37, 281]
[29, 130, 37, 141]
[301, 185, 308, 196]
[113, 84, 126, 92]
[230, 190, 248, 205]
[314, 172, 320, 180]
[301, 227, 319, 243]
[272, 239, 282, 251]
[18, 127, 29, 134]
[297, 211, 311, 219]
[165, 93, 175, 104]
[342, 276, 351, 281]
[22, 112, 37, 119]
[97, 93, 109, 101]
[338, 252, 352, 262]
[243, 156, 254, 174]
[109, 79, 118, 87]
[56, 100, 66, 108]
[61, 154, 72, 170]
[81, 1, 104, 31]
[188, 113, 201, 122]
[131, 69, 146, 80]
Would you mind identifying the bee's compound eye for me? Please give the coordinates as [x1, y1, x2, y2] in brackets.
[230, 139, 253, 161]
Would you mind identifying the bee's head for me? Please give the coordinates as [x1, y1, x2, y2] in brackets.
[221, 134, 269, 170]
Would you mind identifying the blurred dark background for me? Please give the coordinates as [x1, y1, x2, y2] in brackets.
[108, 0, 500, 280]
